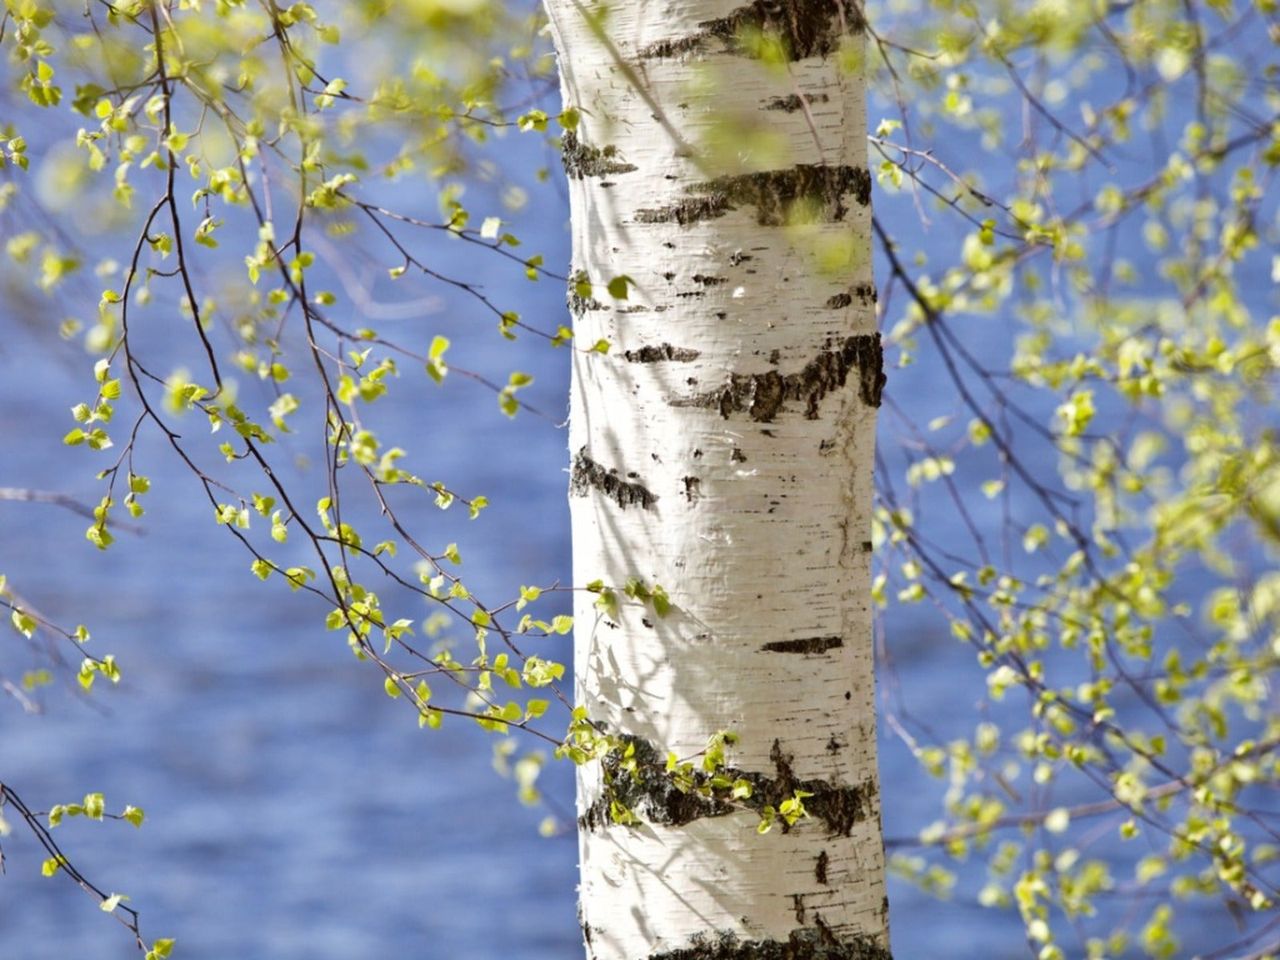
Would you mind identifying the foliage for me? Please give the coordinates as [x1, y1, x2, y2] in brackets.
[0, 0, 1276, 957]
[866, 1, 1280, 957]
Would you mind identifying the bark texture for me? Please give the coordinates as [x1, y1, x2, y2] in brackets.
[546, 1, 887, 957]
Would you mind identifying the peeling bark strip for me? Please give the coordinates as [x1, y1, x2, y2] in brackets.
[580, 737, 875, 837]
[761, 635, 843, 655]
[649, 928, 892, 960]
[562, 130, 639, 179]
[624, 343, 702, 363]
[639, 0, 867, 62]
[678, 334, 884, 422]
[766, 92, 831, 112]
[570, 448, 658, 510]
[634, 165, 871, 228]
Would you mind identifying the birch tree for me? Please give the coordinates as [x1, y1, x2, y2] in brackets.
[2, 1, 1279, 958]
[542, 2, 889, 958]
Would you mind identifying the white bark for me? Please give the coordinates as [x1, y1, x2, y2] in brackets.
[546, 2, 888, 957]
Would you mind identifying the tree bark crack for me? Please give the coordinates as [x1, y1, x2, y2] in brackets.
[761, 635, 843, 655]
[639, 0, 867, 62]
[634, 166, 871, 228]
[624, 343, 702, 363]
[580, 736, 875, 837]
[766, 92, 831, 112]
[674, 334, 884, 422]
[562, 130, 639, 178]
[570, 447, 658, 510]
[647, 927, 891, 960]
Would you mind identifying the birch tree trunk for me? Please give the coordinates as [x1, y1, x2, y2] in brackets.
[545, 3, 889, 958]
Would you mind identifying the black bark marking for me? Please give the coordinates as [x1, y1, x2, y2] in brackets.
[826, 283, 878, 310]
[624, 343, 702, 363]
[568, 271, 605, 316]
[730, 447, 747, 463]
[793, 894, 806, 924]
[637, 195, 734, 226]
[570, 447, 658, 510]
[561, 130, 639, 179]
[682, 476, 702, 503]
[635, 165, 870, 227]
[579, 736, 875, 837]
[692, 274, 729, 286]
[761, 635, 843, 655]
[766, 92, 831, 112]
[815, 850, 830, 885]
[570, 292, 607, 316]
[677, 334, 883, 422]
[648, 928, 891, 960]
[639, 0, 867, 62]
[850, 334, 885, 408]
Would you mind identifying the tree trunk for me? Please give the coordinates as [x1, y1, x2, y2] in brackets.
[545, 2, 889, 957]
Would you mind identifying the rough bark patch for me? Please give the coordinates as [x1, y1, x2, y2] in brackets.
[562, 130, 639, 179]
[825, 283, 877, 310]
[815, 850, 830, 885]
[624, 343, 702, 363]
[648, 927, 891, 960]
[570, 293, 607, 316]
[639, 0, 867, 62]
[580, 736, 875, 837]
[766, 92, 831, 112]
[570, 447, 658, 510]
[761, 635, 843, 655]
[569, 273, 607, 317]
[634, 165, 871, 228]
[676, 333, 883, 421]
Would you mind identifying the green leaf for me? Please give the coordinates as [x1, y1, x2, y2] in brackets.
[84, 792, 105, 820]
[11, 609, 36, 639]
[426, 335, 450, 383]
[606, 275, 632, 300]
